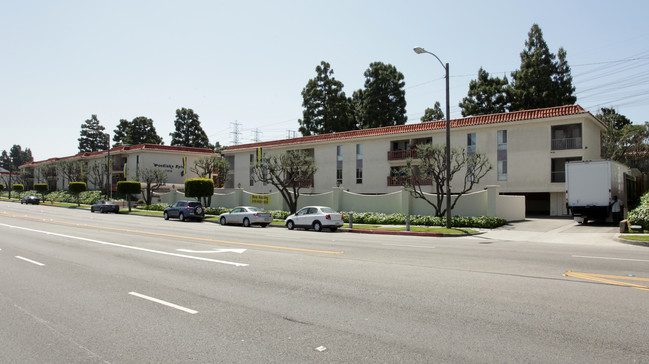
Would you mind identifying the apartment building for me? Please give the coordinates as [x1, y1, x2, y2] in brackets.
[19, 144, 216, 192]
[223, 105, 606, 216]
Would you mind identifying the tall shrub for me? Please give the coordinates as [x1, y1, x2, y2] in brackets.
[116, 181, 141, 212]
[184, 178, 214, 206]
[12, 184, 24, 199]
[68, 182, 87, 206]
[34, 183, 49, 201]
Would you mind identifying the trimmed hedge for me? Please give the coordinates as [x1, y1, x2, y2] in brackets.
[34, 183, 49, 194]
[628, 192, 649, 231]
[116, 181, 141, 195]
[185, 178, 214, 199]
[12, 184, 24, 193]
[68, 182, 87, 194]
[341, 211, 507, 229]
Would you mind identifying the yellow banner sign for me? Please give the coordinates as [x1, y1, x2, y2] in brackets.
[250, 194, 270, 205]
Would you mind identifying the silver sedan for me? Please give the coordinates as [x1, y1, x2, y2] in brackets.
[218, 206, 273, 227]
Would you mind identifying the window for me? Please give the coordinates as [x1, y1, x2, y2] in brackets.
[497, 130, 507, 181]
[336, 145, 343, 185]
[551, 124, 582, 150]
[356, 144, 363, 184]
[467, 133, 476, 154]
[551, 157, 581, 182]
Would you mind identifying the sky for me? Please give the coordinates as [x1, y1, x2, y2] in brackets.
[2, 0, 648, 162]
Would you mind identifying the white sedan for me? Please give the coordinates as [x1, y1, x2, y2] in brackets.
[218, 206, 272, 227]
[285, 206, 344, 232]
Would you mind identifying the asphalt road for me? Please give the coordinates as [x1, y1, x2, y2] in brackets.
[1, 201, 648, 363]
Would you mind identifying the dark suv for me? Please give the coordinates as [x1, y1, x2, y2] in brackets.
[163, 200, 205, 221]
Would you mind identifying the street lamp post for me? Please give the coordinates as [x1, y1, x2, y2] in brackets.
[413, 46, 452, 229]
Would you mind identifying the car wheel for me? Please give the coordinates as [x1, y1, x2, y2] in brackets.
[220, 217, 227, 225]
[330, 227, 338, 232]
[163, 212, 169, 220]
[243, 218, 251, 227]
[91, 207, 94, 212]
[286, 220, 295, 230]
[179, 213, 185, 222]
[313, 221, 322, 232]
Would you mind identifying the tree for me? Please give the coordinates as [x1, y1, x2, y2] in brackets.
[298, 61, 356, 136]
[1, 145, 34, 171]
[184, 178, 214, 207]
[68, 182, 87, 207]
[12, 183, 24, 199]
[169, 108, 210, 148]
[34, 183, 49, 201]
[252, 150, 317, 214]
[553, 47, 577, 106]
[138, 168, 168, 205]
[421, 101, 445, 122]
[86, 161, 107, 194]
[354, 62, 407, 129]
[190, 155, 230, 204]
[57, 161, 84, 188]
[78, 114, 109, 153]
[113, 117, 163, 146]
[509, 24, 576, 111]
[459, 68, 509, 117]
[598, 107, 633, 162]
[396, 143, 492, 218]
[116, 181, 141, 212]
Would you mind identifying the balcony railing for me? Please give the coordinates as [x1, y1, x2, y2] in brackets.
[551, 137, 582, 150]
[387, 149, 419, 160]
[387, 175, 432, 186]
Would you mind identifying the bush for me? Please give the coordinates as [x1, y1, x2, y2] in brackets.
[269, 210, 291, 220]
[185, 178, 214, 200]
[0, 184, 4, 192]
[68, 182, 87, 194]
[136, 203, 170, 211]
[34, 183, 49, 194]
[116, 181, 141, 195]
[628, 192, 649, 231]
[341, 211, 507, 229]
[44, 190, 103, 205]
[205, 206, 230, 216]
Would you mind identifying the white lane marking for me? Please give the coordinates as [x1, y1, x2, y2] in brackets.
[572, 255, 649, 263]
[129, 292, 198, 314]
[16, 256, 45, 266]
[0, 223, 248, 267]
[176, 248, 247, 254]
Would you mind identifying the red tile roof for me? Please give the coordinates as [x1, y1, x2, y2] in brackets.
[20, 144, 215, 168]
[225, 105, 601, 152]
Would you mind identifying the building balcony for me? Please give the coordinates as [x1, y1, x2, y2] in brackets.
[551, 137, 582, 150]
[387, 175, 432, 186]
[387, 149, 419, 160]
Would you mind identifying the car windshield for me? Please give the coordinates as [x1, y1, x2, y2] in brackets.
[320, 207, 337, 214]
[188, 202, 201, 207]
[247, 207, 262, 212]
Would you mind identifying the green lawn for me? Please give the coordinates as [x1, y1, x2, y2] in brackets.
[350, 224, 477, 234]
[620, 234, 649, 242]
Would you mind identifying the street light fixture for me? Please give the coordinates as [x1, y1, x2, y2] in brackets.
[413, 46, 452, 229]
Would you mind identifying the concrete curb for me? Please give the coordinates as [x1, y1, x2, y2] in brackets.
[614, 234, 649, 247]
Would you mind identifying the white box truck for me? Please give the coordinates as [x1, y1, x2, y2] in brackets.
[565, 160, 629, 223]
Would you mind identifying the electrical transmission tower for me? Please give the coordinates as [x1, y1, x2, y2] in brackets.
[286, 130, 297, 139]
[252, 128, 262, 143]
[230, 121, 241, 145]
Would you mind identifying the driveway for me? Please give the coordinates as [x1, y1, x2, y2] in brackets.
[481, 217, 620, 246]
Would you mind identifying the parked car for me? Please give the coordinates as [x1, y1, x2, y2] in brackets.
[90, 200, 120, 213]
[285, 206, 344, 232]
[21, 195, 40, 205]
[219, 206, 272, 227]
[163, 200, 205, 221]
